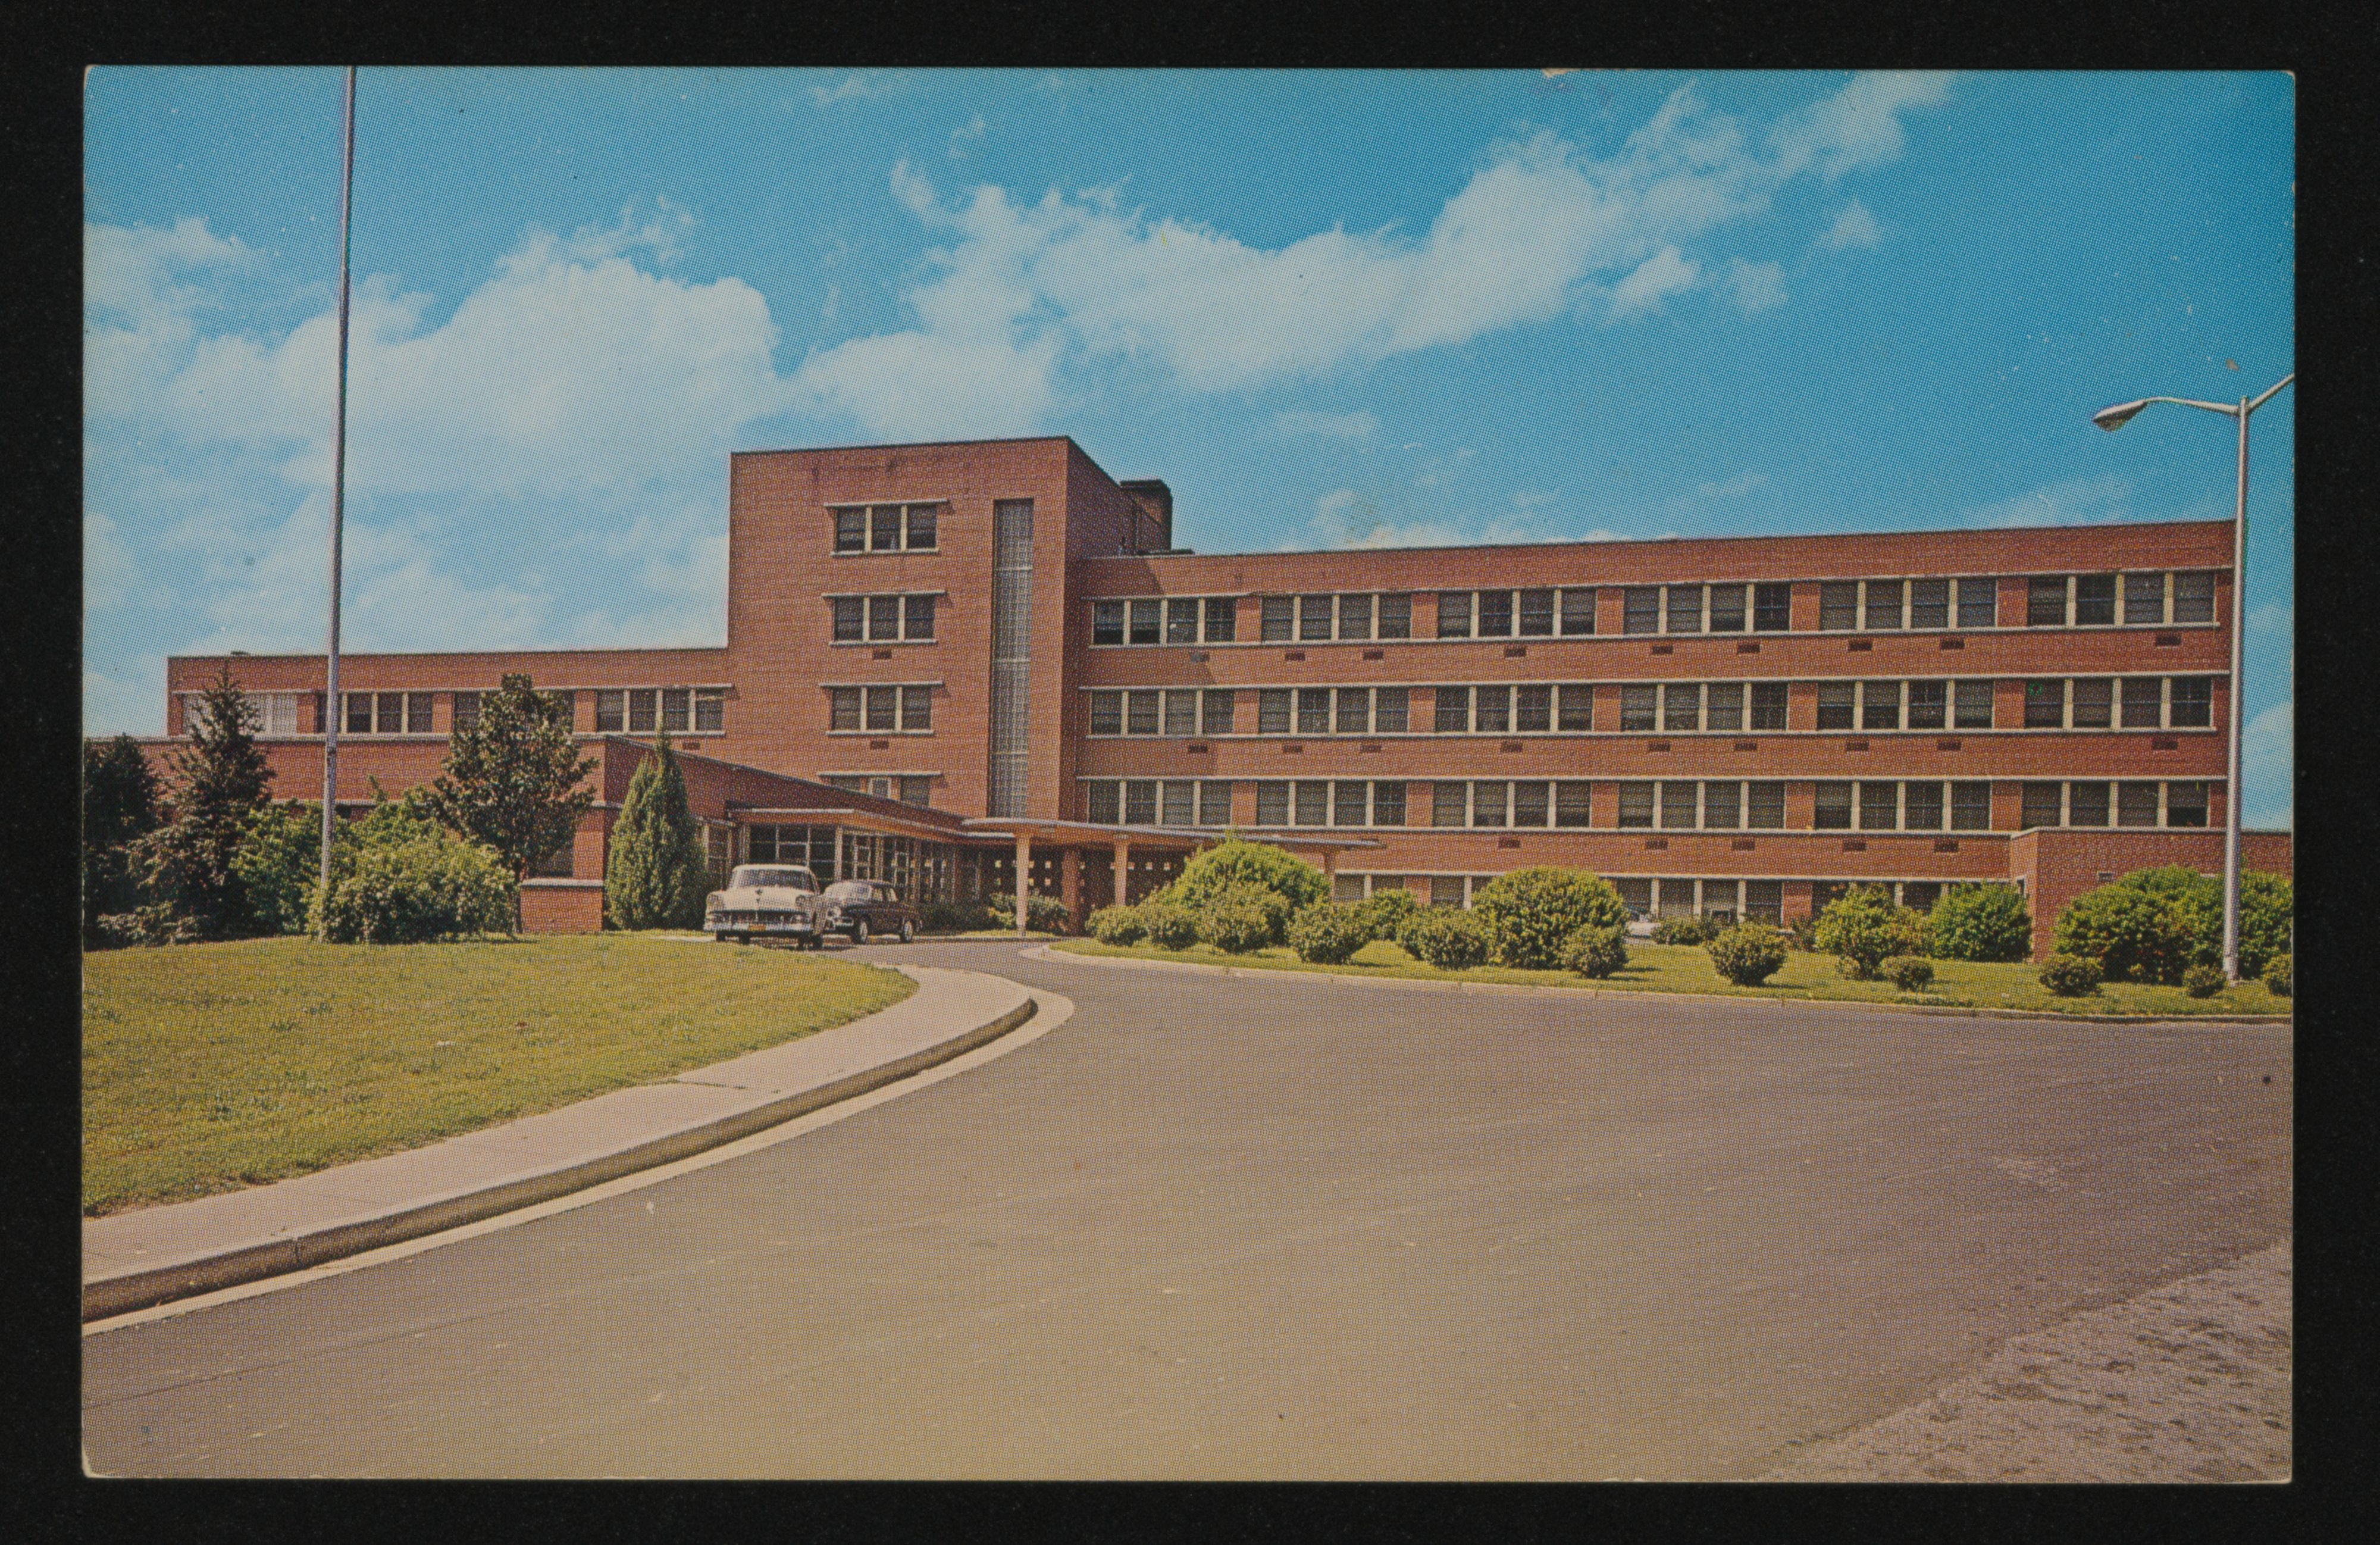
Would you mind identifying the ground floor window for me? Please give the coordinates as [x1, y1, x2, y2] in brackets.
[747, 823, 838, 882]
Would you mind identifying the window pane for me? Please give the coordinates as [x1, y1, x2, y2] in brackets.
[406, 692, 433, 733]
[2168, 677, 2212, 728]
[1087, 781, 1120, 824]
[1860, 680, 1901, 731]
[2074, 573, 2117, 626]
[1703, 780, 1740, 828]
[1666, 584, 1703, 634]
[1951, 781, 1992, 830]
[834, 509, 865, 552]
[1955, 680, 1996, 729]
[1614, 877, 1653, 916]
[1163, 780, 1195, 827]
[1129, 599, 1161, 645]
[1335, 687, 1371, 736]
[1092, 600, 1124, 646]
[1747, 781, 1785, 829]
[1620, 685, 1657, 733]
[596, 689, 626, 732]
[1555, 781, 1592, 827]
[1125, 781, 1158, 825]
[346, 694, 372, 734]
[1517, 589, 1554, 637]
[864, 686, 896, 731]
[1472, 781, 1508, 827]
[452, 692, 480, 731]
[2166, 781, 2209, 827]
[1817, 683, 1855, 730]
[1201, 689, 1235, 736]
[661, 688, 691, 732]
[1475, 685, 1511, 735]
[1903, 781, 1944, 830]
[1372, 781, 1406, 826]
[1859, 781, 1899, 830]
[901, 775, 933, 807]
[2071, 678, 2112, 728]
[870, 505, 902, 550]
[1707, 584, 1746, 633]
[2118, 781, 2160, 827]
[2123, 571, 2167, 624]
[1622, 587, 1661, 634]
[1909, 578, 1950, 630]
[628, 689, 656, 733]
[1338, 592, 1374, 642]
[832, 596, 865, 642]
[1476, 590, 1514, 637]
[1164, 690, 1198, 737]
[1753, 583, 1793, 632]
[1298, 594, 1333, 642]
[1515, 684, 1551, 733]
[1258, 689, 1291, 734]
[2021, 781, 2063, 828]
[1333, 780, 1368, 827]
[906, 505, 937, 549]
[1376, 593, 1412, 639]
[1295, 780, 1329, 827]
[1512, 780, 1549, 827]
[2067, 781, 2110, 826]
[1373, 687, 1408, 733]
[1434, 591, 1472, 638]
[2173, 571, 2216, 624]
[1617, 781, 1654, 828]
[377, 692, 404, 732]
[1297, 687, 1331, 736]
[1255, 782, 1289, 825]
[1436, 686, 1471, 733]
[1864, 580, 1904, 630]
[905, 593, 935, 640]
[2027, 576, 2069, 627]
[1089, 691, 1122, 736]
[867, 595, 900, 641]
[1116, 690, 1154, 735]
[1261, 596, 1294, 642]
[1559, 587, 1596, 636]
[2024, 680, 2065, 728]
[1662, 683, 1701, 733]
[1198, 780, 1233, 825]
[829, 687, 860, 731]
[1704, 682, 1743, 733]
[1820, 581, 1859, 630]
[1557, 684, 1592, 732]
[1907, 680, 1946, 730]
[1958, 577, 1999, 629]
[1814, 782, 1852, 829]
[1750, 682, 1788, 731]
[1745, 880, 1784, 925]
[2119, 677, 2162, 728]
[1202, 596, 1236, 642]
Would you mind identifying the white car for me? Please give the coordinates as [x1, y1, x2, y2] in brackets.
[705, 864, 826, 946]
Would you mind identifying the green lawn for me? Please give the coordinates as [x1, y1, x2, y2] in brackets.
[83, 934, 915, 1216]
[1052, 936, 2291, 1018]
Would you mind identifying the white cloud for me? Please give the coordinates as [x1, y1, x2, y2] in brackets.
[1817, 199, 1882, 251]
[1609, 246, 1701, 317]
[948, 114, 987, 159]
[1965, 474, 2137, 528]
[1723, 258, 1787, 313]
[2242, 699, 2292, 828]
[84, 509, 137, 612]
[2249, 601, 2293, 634]
[807, 73, 903, 108]
[1695, 470, 1768, 499]
[1273, 409, 1379, 440]
[1768, 71, 1953, 182]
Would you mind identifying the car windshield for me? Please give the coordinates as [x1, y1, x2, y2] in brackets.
[823, 881, 871, 901]
[730, 866, 816, 892]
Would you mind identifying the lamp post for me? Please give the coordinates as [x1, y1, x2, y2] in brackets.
[318, 66, 358, 936]
[2091, 371, 2293, 981]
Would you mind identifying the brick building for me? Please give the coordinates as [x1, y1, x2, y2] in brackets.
[156, 435, 2290, 951]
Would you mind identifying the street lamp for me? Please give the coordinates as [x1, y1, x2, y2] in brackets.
[2090, 371, 2293, 981]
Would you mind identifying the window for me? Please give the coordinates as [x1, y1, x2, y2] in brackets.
[660, 688, 692, 733]
[1708, 584, 1747, 633]
[1954, 680, 1995, 729]
[1753, 583, 1793, 632]
[834, 509, 866, 552]
[1858, 781, 1899, 830]
[452, 692, 481, 731]
[1817, 683, 1855, 731]
[1163, 780, 1195, 826]
[1201, 689, 1235, 736]
[345, 692, 430, 734]
[2021, 782, 2064, 829]
[694, 689, 725, 733]
[1165, 598, 1200, 645]
[1258, 689, 1292, 735]
[1298, 594, 1333, 642]
[863, 686, 897, 732]
[2068, 781, 2109, 827]
[1749, 682, 1788, 732]
[1864, 580, 1903, 630]
[1129, 599, 1161, 645]
[1515, 684, 1551, 733]
[904, 593, 935, 640]
[2027, 576, 2069, 627]
[529, 834, 574, 878]
[2120, 676, 2162, 728]
[1662, 683, 1701, 733]
[866, 594, 901, 642]
[2118, 781, 2160, 827]
[1339, 592, 1374, 641]
[1957, 576, 1999, 630]
[1475, 684, 1512, 735]
[1703, 780, 1740, 828]
[1512, 780, 1549, 827]
[1555, 781, 1592, 827]
[1622, 587, 1661, 634]
[1092, 601, 1125, 646]
[1127, 691, 1160, 736]
[2166, 781, 2209, 827]
[2169, 677, 2213, 728]
[2071, 677, 2113, 728]
[2024, 680, 2066, 728]
[1666, 584, 1703, 634]
[1297, 687, 1330, 736]
[1255, 782, 1290, 825]
[828, 687, 860, 731]
[1472, 781, 1508, 827]
[1557, 684, 1592, 732]
[1951, 781, 1992, 830]
[1089, 692, 1122, 736]
[1909, 578, 1950, 630]
[1437, 590, 1473, 639]
[2074, 573, 2117, 626]
[900, 776, 934, 808]
[1517, 588, 1554, 637]
[1373, 781, 1407, 826]
[1261, 596, 1294, 642]
[1202, 596, 1237, 642]
[1746, 781, 1786, 829]
[1613, 877, 1654, 917]
[831, 502, 941, 552]
[1860, 680, 1901, 731]
[1164, 690, 1198, 737]
[1434, 781, 1469, 827]
[1559, 587, 1596, 635]
[1907, 680, 1947, 730]
[1335, 687, 1371, 736]
[1617, 782, 1655, 828]
[906, 506, 938, 551]
[1125, 781, 1158, 825]
[1819, 581, 1859, 631]
[1658, 780, 1696, 828]
[1903, 781, 1944, 830]
[2173, 571, 2216, 624]
[1377, 593, 1413, 639]
[1436, 686, 1472, 734]
[1373, 687, 1409, 733]
[1814, 781, 1852, 829]
[832, 596, 866, 642]
[1476, 591, 1514, 638]
[1198, 780, 1233, 825]
[1620, 685, 1657, 733]
[2124, 571, 2166, 625]
[1745, 880, 1784, 925]
[1087, 781, 1120, 824]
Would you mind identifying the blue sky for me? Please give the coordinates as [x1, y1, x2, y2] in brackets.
[84, 68, 2295, 825]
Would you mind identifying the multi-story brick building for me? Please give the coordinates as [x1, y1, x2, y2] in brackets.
[157, 435, 2290, 951]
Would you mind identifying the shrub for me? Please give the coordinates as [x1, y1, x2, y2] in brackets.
[2111, 865, 2293, 979]
[2181, 962, 2226, 999]
[2038, 952, 2103, 997]
[1706, 922, 1789, 986]
[228, 799, 327, 937]
[604, 741, 707, 931]
[84, 734, 164, 945]
[1927, 884, 2034, 962]
[1469, 868, 1633, 969]
[987, 893, 1071, 934]
[1086, 904, 1145, 944]
[1564, 923, 1630, 980]
[90, 913, 154, 950]
[1287, 902, 1373, 965]
[1166, 839, 1329, 914]
[1784, 914, 1823, 953]
[312, 829, 515, 944]
[1350, 885, 1423, 942]
[1135, 900, 1200, 950]
[2052, 884, 2193, 984]
[2263, 952, 2291, 998]
[1194, 882, 1287, 954]
[1812, 885, 1930, 980]
[1650, 915, 1717, 946]
[920, 899, 998, 934]
[1400, 908, 1493, 971]
[1881, 955, 1936, 993]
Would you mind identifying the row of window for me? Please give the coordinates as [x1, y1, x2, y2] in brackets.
[1083, 778, 1238, 827]
[332, 688, 719, 737]
[825, 685, 935, 733]
[1083, 676, 2217, 737]
[2024, 571, 2216, 628]
[592, 687, 727, 735]
[1332, 872, 1987, 920]
[830, 593, 938, 643]
[830, 502, 941, 553]
[1091, 596, 1242, 646]
[822, 774, 936, 806]
[2016, 779, 2210, 830]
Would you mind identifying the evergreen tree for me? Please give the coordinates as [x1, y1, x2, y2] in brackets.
[603, 739, 708, 930]
[421, 674, 596, 932]
[83, 733, 163, 942]
[134, 668, 276, 937]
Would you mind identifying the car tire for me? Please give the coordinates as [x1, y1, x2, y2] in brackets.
[851, 920, 869, 945]
[899, 920, 915, 943]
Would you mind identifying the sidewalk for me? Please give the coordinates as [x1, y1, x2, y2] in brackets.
[83, 962, 1037, 1323]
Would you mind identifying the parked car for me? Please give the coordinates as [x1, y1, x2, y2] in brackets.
[705, 864, 825, 946]
[817, 878, 919, 944]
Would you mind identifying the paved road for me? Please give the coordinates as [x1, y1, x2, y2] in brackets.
[82, 942, 2291, 1479]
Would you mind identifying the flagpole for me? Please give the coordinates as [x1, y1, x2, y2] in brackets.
[318, 65, 356, 936]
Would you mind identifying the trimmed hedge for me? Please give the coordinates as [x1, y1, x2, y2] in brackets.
[1470, 867, 1632, 969]
[1086, 904, 1146, 945]
[1136, 901, 1200, 950]
[1399, 908, 1493, 971]
[1287, 902, 1373, 964]
[2052, 884, 2193, 984]
[1927, 884, 2034, 962]
[2181, 962, 2226, 999]
[1350, 885, 1423, 942]
[1165, 839, 1329, 914]
[1705, 922, 1789, 986]
[1564, 923, 1629, 980]
[1194, 881, 1290, 953]
[1881, 955, 1936, 993]
[2037, 953, 2103, 997]
[1650, 915, 1717, 946]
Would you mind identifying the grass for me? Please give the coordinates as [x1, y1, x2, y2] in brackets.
[82, 933, 915, 1216]
[1052, 936, 2293, 1019]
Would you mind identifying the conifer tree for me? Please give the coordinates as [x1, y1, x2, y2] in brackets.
[603, 739, 708, 930]
[83, 733, 163, 941]
[134, 668, 275, 936]
[421, 674, 597, 932]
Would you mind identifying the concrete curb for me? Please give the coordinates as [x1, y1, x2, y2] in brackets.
[1025, 944, 2291, 1028]
[83, 965, 1037, 1323]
